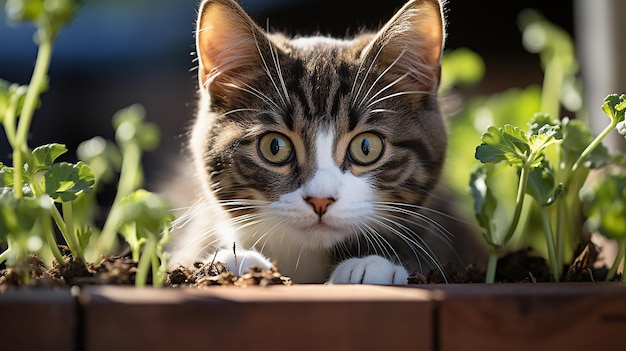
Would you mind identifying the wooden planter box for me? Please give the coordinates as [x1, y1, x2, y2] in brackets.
[2, 283, 625, 351]
[1, 288, 77, 351]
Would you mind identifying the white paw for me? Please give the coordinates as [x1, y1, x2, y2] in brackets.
[211, 249, 272, 275]
[327, 256, 409, 285]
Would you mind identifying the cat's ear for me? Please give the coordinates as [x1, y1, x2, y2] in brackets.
[363, 0, 445, 91]
[196, 0, 265, 97]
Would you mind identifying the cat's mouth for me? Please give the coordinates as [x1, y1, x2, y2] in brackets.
[302, 218, 350, 238]
[309, 220, 337, 231]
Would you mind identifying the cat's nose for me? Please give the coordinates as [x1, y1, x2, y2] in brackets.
[305, 197, 336, 216]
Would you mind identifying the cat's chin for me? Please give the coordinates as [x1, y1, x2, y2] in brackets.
[293, 221, 353, 249]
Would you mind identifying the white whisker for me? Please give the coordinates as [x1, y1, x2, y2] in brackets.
[223, 82, 281, 110]
[376, 200, 472, 226]
[269, 40, 292, 107]
[252, 33, 289, 109]
[373, 203, 454, 241]
[363, 221, 403, 264]
[352, 44, 384, 109]
[369, 109, 397, 114]
[371, 214, 448, 282]
[366, 90, 427, 110]
[358, 48, 408, 110]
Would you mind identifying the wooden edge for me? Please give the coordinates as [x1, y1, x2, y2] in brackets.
[413, 281, 626, 297]
[430, 283, 626, 351]
[2, 283, 625, 351]
[79, 283, 435, 303]
[0, 288, 77, 351]
[79, 285, 436, 351]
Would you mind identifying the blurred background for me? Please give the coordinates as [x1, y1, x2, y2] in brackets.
[0, 0, 622, 185]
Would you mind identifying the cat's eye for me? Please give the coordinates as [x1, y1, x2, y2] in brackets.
[347, 132, 385, 166]
[258, 132, 294, 166]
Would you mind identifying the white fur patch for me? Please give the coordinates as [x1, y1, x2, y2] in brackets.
[212, 248, 272, 276]
[302, 131, 341, 198]
[328, 255, 409, 285]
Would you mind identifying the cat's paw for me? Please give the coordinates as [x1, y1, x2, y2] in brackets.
[327, 255, 409, 285]
[212, 249, 272, 275]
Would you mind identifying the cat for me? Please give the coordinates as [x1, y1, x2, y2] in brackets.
[165, 0, 472, 284]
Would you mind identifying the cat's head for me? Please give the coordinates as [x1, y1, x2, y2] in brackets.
[192, 0, 446, 250]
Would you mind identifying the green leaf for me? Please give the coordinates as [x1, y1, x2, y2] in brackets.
[0, 187, 44, 239]
[0, 164, 15, 187]
[0, 80, 28, 124]
[527, 159, 562, 206]
[475, 116, 563, 170]
[77, 136, 122, 184]
[112, 104, 160, 151]
[117, 189, 173, 236]
[527, 125, 561, 165]
[475, 124, 530, 167]
[440, 48, 485, 92]
[469, 165, 498, 244]
[6, 0, 84, 39]
[43, 161, 95, 202]
[1, 164, 33, 196]
[5, 0, 45, 22]
[561, 118, 610, 169]
[581, 171, 626, 239]
[528, 113, 560, 136]
[0, 80, 11, 119]
[602, 94, 626, 125]
[29, 143, 68, 174]
[76, 226, 93, 252]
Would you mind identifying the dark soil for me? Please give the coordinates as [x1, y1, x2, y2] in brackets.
[0, 253, 141, 293]
[167, 261, 292, 287]
[0, 242, 620, 292]
[409, 242, 621, 284]
[0, 250, 292, 292]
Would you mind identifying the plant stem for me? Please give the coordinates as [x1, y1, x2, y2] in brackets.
[13, 30, 53, 199]
[485, 251, 498, 283]
[41, 209, 64, 263]
[540, 207, 560, 281]
[554, 198, 567, 276]
[502, 163, 531, 245]
[541, 59, 564, 120]
[49, 201, 82, 261]
[96, 143, 141, 256]
[555, 120, 616, 277]
[62, 201, 84, 261]
[622, 241, 626, 283]
[565, 121, 617, 191]
[3, 91, 21, 147]
[151, 249, 163, 287]
[135, 237, 156, 288]
[483, 162, 531, 283]
[606, 237, 626, 281]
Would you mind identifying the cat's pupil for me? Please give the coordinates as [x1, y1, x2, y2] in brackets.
[361, 139, 371, 156]
[270, 138, 284, 155]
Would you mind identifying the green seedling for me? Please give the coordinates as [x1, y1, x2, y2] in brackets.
[472, 95, 625, 283]
[1, 0, 173, 287]
[441, 9, 623, 283]
[89, 104, 161, 261]
[116, 189, 173, 287]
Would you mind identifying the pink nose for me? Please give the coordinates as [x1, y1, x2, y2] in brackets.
[305, 197, 336, 216]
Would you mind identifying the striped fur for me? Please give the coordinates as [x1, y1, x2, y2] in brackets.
[167, 0, 454, 284]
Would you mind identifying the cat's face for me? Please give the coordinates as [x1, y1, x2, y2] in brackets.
[192, 0, 445, 251]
